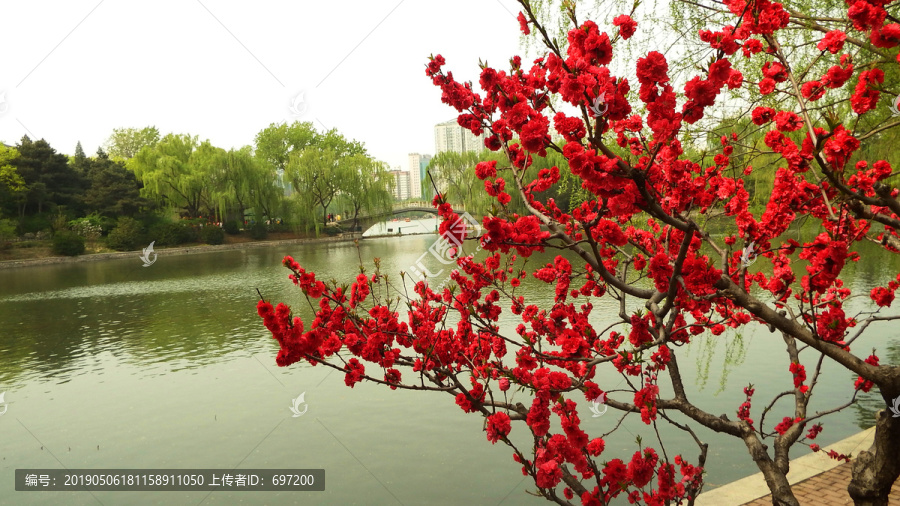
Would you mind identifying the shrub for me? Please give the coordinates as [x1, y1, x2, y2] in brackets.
[52, 231, 85, 256]
[68, 216, 103, 241]
[106, 217, 145, 251]
[0, 219, 13, 251]
[323, 225, 343, 236]
[223, 220, 241, 235]
[200, 225, 225, 245]
[134, 212, 168, 231]
[249, 222, 267, 240]
[51, 212, 70, 234]
[268, 222, 291, 233]
[0, 218, 16, 243]
[98, 216, 117, 236]
[17, 214, 51, 235]
[181, 218, 206, 228]
[149, 222, 198, 246]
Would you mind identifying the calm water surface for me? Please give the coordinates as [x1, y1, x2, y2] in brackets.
[0, 229, 896, 505]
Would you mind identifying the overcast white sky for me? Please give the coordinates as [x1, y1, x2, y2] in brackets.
[0, 0, 525, 170]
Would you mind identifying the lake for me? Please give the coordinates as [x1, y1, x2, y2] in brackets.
[0, 227, 895, 505]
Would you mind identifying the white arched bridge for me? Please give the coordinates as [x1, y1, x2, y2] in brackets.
[352, 201, 467, 220]
[341, 202, 468, 233]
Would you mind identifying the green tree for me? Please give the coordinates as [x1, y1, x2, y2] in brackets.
[71, 141, 88, 174]
[289, 147, 341, 227]
[184, 142, 284, 223]
[287, 129, 367, 228]
[188, 140, 231, 220]
[339, 157, 394, 223]
[13, 136, 86, 217]
[0, 145, 25, 191]
[0, 145, 26, 219]
[83, 149, 149, 218]
[223, 146, 283, 222]
[105, 127, 161, 160]
[254, 122, 319, 176]
[428, 150, 503, 215]
[129, 134, 206, 217]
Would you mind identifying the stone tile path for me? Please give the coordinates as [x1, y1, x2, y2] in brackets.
[742, 460, 900, 505]
[696, 427, 887, 505]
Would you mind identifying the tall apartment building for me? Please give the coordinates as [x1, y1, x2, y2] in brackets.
[432, 120, 485, 197]
[434, 119, 486, 155]
[408, 153, 432, 200]
[389, 169, 411, 201]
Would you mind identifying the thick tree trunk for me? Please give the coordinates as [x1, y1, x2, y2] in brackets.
[849, 408, 900, 506]
[742, 431, 800, 506]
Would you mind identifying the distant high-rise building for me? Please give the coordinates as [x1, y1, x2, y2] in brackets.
[389, 169, 411, 201]
[434, 119, 485, 155]
[275, 168, 292, 197]
[408, 153, 432, 200]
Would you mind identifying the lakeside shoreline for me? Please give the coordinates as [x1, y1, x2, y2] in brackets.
[0, 233, 365, 270]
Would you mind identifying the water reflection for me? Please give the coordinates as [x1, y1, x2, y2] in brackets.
[0, 224, 898, 503]
[0, 235, 491, 387]
[2, 229, 898, 412]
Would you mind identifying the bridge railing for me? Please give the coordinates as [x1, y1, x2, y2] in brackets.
[393, 201, 463, 211]
[350, 202, 467, 220]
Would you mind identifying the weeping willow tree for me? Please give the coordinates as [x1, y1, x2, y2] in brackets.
[287, 147, 340, 230]
[286, 129, 368, 230]
[239, 147, 286, 222]
[198, 145, 283, 223]
[429, 146, 612, 217]
[527, 147, 595, 214]
[189, 141, 233, 221]
[254, 121, 319, 176]
[528, 0, 900, 219]
[666, 0, 900, 150]
[218, 147, 257, 222]
[519, 0, 900, 172]
[129, 134, 206, 218]
[428, 150, 506, 215]
[129, 133, 288, 223]
[335, 156, 394, 225]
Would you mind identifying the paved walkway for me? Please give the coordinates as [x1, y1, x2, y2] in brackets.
[742, 459, 900, 505]
[696, 427, 898, 505]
